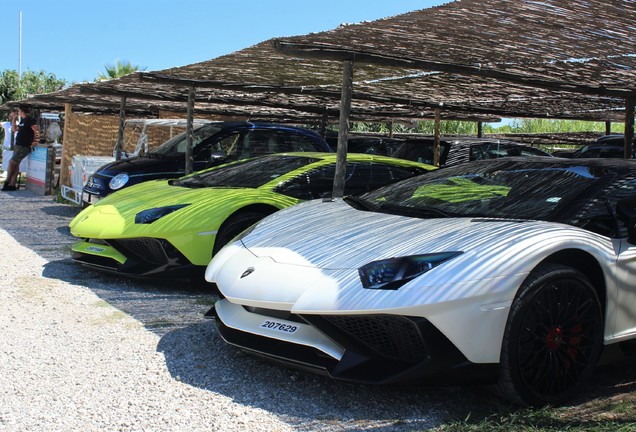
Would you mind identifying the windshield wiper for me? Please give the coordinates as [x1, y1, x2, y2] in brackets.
[172, 174, 207, 188]
[343, 196, 379, 211]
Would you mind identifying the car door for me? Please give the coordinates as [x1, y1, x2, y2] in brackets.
[602, 177, 636, 340]
[611, 238, 636, 340]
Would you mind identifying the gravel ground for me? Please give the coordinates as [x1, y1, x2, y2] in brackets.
[1, 189, 635, 432]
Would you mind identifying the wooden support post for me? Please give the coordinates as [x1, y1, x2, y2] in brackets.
[319, 108, 328, 138]
[60, 103, 72, 187]
[185, 86, 195, 174]
[477, 121, 483, 138]
[114, 96, 126, 161]
[605, 121, 612, 135]
[388, 121, 394, 138]
[434, 108, 441, 167]
[625, 98, 635, 159]
[332, 60, 353, 198]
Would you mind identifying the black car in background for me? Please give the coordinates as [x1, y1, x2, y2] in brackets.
[82, 122, 331, 204]
[325, 134, 405, 156]
[570, 134, 636, 159]
[391, 137, 552, 167]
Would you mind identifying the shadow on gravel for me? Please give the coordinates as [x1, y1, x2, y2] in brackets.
[156, 321, 501, 431]
[40, 204, 82, 218]
[13, 193, 636, 429]
[42, 259, 217, 337]
[156, 320, 636, 431]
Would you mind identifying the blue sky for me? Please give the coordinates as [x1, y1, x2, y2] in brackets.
[1, 0, 447, 84]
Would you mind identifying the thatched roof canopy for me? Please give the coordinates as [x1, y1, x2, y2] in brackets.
[6, 0, 636, 123]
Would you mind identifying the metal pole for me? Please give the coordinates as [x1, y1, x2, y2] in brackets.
[332, 60, 353, 198]
[185, 85, 195, 174]
[18, 11, 22, 88]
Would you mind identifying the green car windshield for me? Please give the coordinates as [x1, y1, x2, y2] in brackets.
[357, 160, 614, 223]
[171, 155, 315, 188]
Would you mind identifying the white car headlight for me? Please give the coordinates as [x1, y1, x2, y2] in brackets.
[358, 252, 463, 290]
[109, 173, 130, 190]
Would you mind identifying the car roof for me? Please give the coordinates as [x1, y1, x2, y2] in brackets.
[401, 136, 521, 145]
[259, 151, 434, 167]
[474, 155, 636, 170]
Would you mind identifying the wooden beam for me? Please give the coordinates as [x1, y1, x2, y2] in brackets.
[273, 41, 636, 99]
[138, 72, 524, 118]
[114, 96, 126, 161]
[332, 60, 353, 198]
[60, 103, 73, 187]
[185, 86, 195, 174]
[434, 108, 441, 167]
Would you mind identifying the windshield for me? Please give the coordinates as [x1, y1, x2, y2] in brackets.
[357, 160, 615, 223]
[171, 155, 315, 188]
[152, 124, 226, 156]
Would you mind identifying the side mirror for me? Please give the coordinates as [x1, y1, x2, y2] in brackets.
[617, 197, 636, 243]
[209, 150, 227, 163]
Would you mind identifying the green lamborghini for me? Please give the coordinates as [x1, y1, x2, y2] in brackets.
[69, 153, 434, 281]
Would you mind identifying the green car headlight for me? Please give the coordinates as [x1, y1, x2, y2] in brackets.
[358, 252, 463, 290]
[135, 204, 190, 224]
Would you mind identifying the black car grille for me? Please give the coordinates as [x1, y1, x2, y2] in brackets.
[85, 176, 106, 190]
[109, 238, 169, 265]
[320, 315, 429, 362]
[216, 308, 496, 386]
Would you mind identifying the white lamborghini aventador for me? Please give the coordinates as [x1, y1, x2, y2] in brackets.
[205, 157, 636, 406]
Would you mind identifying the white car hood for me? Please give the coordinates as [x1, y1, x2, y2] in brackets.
[240, 198, 577, 270]
[210, 198, 602, 314]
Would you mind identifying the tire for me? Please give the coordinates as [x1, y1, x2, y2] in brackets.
[213, 211, 269, 256]
[494, 263, 603, 407]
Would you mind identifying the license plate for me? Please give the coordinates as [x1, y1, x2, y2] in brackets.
[260, 320, 298, 334]
[82, 192, 100, 205]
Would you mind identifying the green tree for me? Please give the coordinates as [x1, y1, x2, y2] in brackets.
[96, 60, 143, 81]
[509, 118, 624, 134]
[0, 69, 66, 105]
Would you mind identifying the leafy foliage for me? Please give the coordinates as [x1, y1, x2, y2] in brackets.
[350, 118, 625, 136]
[0, 69, 67, 124]
[96, 61, 144, 81]
[0, 69, 66, 105]
[510, 118, 624, 134]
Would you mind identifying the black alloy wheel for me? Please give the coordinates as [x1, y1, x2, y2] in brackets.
[495, 263, 603, 406]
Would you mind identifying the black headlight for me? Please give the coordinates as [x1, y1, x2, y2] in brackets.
[358, 252, 463, 290]
[135, 204, 190, 224]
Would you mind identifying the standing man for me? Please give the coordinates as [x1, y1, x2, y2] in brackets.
[2, 105, 39, 191]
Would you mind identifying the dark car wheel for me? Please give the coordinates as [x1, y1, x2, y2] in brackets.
[494, 263, 603, 407]
[213, 210, 271, 256]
